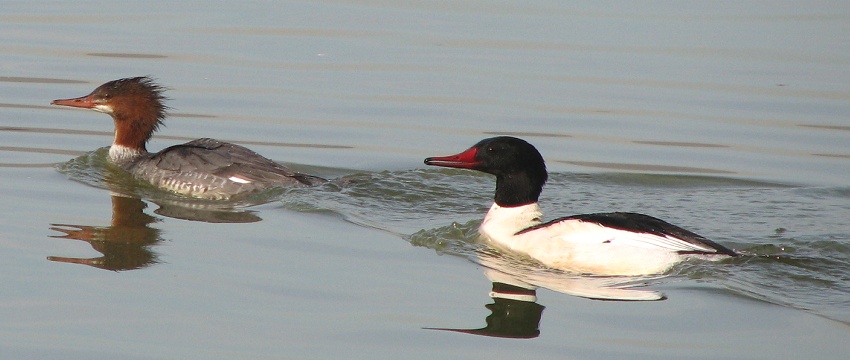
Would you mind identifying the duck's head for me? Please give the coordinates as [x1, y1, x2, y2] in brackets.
[425, 136, 548, 206]
[52, 76, 169, 152]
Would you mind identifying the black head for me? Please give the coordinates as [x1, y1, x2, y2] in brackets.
[425, 136, 548, 206]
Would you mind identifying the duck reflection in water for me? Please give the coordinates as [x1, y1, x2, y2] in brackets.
[49, 195, 162, 271]
[427, 277, 545, 339]
[48, 191, 265, 270]
[426, 249, 665, 338]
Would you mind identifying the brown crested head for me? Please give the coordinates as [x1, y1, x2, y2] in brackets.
[53, 76, 170, 151]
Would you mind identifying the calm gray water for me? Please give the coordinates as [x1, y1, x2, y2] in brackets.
[1, 1, 849, 359]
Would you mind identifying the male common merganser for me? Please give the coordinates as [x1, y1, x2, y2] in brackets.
[52, 77, 326, 200]
[424, 136, 737, 276]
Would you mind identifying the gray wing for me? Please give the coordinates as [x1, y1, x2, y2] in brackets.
[151, 138, 326, 186]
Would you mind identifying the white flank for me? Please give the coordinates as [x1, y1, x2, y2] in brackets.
[477, 202, 694, 276]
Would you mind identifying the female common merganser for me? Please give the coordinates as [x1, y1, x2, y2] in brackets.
[52, 77, 326, 200]
[424, 136, 737, 276]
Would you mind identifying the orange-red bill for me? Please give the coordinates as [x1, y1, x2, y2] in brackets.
[51, 94, 97, 109]
[424, 146, 480, 169]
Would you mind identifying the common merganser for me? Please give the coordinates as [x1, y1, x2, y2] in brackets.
[424, 136, 737, 276]
[52, 77, 326, 199]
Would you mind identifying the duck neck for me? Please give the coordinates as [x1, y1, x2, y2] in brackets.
[109, 116, 152, 167]
[493, 172, 544, 207]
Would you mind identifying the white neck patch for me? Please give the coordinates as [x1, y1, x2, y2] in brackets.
[109, 144, 143, 165]
[92, 104, 114, 114]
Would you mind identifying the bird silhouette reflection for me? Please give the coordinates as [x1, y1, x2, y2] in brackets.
[49, 195, 162, 271]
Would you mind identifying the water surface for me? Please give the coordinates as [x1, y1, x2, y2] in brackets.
[1, 1, 849, 359]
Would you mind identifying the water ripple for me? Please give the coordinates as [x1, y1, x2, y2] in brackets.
[279, 168, 850, 322]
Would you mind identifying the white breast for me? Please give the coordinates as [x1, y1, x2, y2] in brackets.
[108, 144, 144, 166]
[479, 203, 543, 249]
